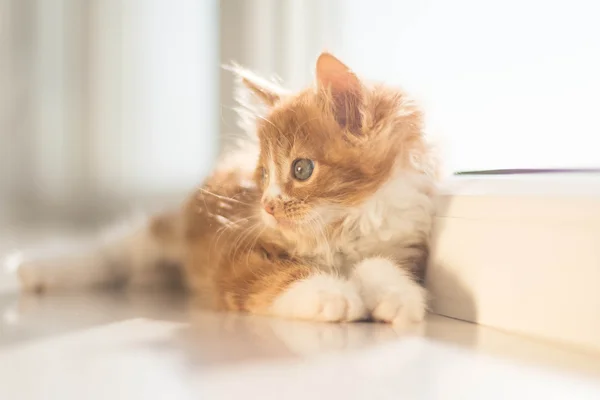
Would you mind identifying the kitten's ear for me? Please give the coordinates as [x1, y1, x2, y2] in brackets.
[227, 64, 285, 107]
[316, 53, 362, 134]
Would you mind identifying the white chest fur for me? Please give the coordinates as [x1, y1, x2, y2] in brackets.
[271, 169, 435, 324]
[332, 171, 435, 273]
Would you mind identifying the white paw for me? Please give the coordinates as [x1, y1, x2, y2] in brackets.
[270, 274, 367, 322]
[17, 259, 48, 293]
[352, 257, 427, 327]
[12, 248, 110, 293]
[370, 286, 426, 327]
[1, 251, 43, 292]
[4, 248, 68, 293]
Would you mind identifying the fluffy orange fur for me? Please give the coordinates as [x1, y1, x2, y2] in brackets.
[19, 53, 438, 325]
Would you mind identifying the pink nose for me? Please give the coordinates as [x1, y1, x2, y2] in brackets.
[263, 201, 275, 215]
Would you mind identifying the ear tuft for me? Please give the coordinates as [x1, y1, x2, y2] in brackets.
[225, 63, 285, 107]
[223, 63, 288, 144]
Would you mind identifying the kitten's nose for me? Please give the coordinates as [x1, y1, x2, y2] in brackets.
[263, 201, 275, 215]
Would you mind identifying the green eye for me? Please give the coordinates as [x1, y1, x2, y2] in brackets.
[292, 159, 314, 181]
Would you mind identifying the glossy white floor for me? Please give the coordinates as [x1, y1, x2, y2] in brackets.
[1, 229, 600, 399]
[0, 293, 599, 400]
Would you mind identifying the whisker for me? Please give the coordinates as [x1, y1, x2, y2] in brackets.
[245, 225, 267, 267]
[197, 187, 253, 206]
[208, 214, 260, 268]
[231, 221, 263, 263]
[255, 115, 284, 137]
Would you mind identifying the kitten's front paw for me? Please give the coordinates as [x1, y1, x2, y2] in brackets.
[352, 257, 427, 328]
[370, 287, 426, 327]
[270, 274, 367, 322]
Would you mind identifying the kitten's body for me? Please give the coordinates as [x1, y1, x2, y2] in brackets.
[18, 53, 438, 326]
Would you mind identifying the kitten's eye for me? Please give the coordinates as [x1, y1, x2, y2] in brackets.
[292, 159, 314, 181]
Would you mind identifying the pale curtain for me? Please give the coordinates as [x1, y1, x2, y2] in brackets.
[1, 0, 218, 225]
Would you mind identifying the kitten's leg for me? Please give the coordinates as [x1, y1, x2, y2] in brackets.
[351, 257, 427, 327]
[222, 254, 367, 322]
[16, 212, 183, 292]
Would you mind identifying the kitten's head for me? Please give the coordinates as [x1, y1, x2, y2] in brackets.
[232, 53, 434, 236]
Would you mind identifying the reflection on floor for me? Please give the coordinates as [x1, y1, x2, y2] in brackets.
[0, 292, 599, 400]
[1, 225, 600, 399]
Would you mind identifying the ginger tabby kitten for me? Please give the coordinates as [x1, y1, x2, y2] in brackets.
[18, 53, 438, 326]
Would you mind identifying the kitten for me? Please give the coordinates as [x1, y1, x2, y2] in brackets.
[18, 53, 438, 326]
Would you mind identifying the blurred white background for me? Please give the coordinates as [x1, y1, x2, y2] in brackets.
[336, 0, 600, 173]
[1, 0, 599, 226]
[1, 0, 218, 225]
[227, 0, 600, 173]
